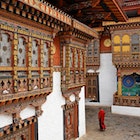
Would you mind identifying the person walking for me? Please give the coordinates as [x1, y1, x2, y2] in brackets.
[98, 107, 106, 131]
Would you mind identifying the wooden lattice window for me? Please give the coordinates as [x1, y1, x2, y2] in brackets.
[93, 80, 96, 86]
[75, 50, 79, 68]
[62, 45, 66, 67]
[88, 87, 91, 94]
[80, 51, 84, 68]
[70, 48, 74, 68]
[0, 33, 11, 66]
[122, 34, 130, 52]
[87, 43, 93, 56]
[18, 37, 26, 67]
[93, 40, 99, 57]
[131, 34, 139, 52]
[32, 40, 38, 67]
[43, 42, 49, 67]
[113, 35, 121, 52]
[88, 79, 91, 85]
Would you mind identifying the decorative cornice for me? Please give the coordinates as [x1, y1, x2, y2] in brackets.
[0, 0, 98, 38]
[73, 20, 98, 38]
[103, 17, 140, 26]
[20, 0, 72, 26]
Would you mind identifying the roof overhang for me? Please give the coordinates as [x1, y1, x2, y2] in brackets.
[104, 0, 128, 22]
[103, 17, 140, 26]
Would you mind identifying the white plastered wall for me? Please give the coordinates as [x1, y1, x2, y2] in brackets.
[86, 53, 117, 106]
[78, 86, 86, 137]
[111, 105, 140, 117]
[38, 71, 86, 140]
[0, 114, 13, 128]
[38, 72, 65, 140]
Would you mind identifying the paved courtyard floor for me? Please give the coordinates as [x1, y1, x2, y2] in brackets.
[79, 106, 140, 140]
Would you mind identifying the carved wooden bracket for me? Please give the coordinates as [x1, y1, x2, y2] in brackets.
[62, 87, 81, 104]
[12, 113, 22, 125]
[0, 92, 49, 118]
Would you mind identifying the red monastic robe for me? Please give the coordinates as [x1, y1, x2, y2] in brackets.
[98, 109, 106, 130]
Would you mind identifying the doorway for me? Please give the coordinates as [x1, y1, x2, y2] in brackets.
[86, 73, 99, 102]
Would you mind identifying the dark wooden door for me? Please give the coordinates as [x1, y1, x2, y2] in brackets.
[64, 103, 78, 140]
[86, 73, 99, 101]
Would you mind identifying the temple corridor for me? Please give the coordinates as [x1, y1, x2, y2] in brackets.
[79, 106, 140, 140]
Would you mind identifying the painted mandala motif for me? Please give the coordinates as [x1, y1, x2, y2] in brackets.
[122, 76, 135, 88]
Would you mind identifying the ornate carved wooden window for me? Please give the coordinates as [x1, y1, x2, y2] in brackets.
[0, 32, 13, 94]
[70, 48, 74, 68]
[131, 34, 139, 52]
[93, 40, 99, 57]
[122, 34, 130, 52]
[32, 39, 39, 67]
[88, 87, 91, 96]
[80, 51, 84, 68]
[43, 42, 49, 67]
[86, 73, 99, 101]
[75, 50, 79, 68]
[88, 79, 91, 85]
[0, 33, 12, 66]
[87, 42, 92, 57]
[18, 37, 26, 67]
[86, 39, 100, 70]
[62, 45, 66, 67]
[113, 35, 121, 52]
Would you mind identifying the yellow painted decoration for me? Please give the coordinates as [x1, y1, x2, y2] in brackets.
[118, 77, 122, 96]
[51, 44, 56, 54]
[122, 35, 130, 44]
[113, 35, 120, 44]
[122, 45, 130, 52]
[114, 46, 120, 52]
[104, 39, 111, 47]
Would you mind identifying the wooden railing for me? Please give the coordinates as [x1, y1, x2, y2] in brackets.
[113, 93, 140, 107]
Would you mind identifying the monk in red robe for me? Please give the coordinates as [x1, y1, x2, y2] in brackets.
[98, 107, 106, 131]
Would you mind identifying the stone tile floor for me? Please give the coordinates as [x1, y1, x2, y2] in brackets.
[79, 106, 140, 140]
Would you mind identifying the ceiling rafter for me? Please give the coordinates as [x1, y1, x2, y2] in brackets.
[46, 0, 128, 28]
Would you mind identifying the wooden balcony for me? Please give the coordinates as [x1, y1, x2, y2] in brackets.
[113, 93, 140, 107]
[61, 69, 85, 92]
[0, 76, 52, 102]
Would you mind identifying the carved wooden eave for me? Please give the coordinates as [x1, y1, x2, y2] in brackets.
[103, 17, 140, 30]
[0, 89, 51, 132]
[0, 0, 98, 39]
[72, 20, 98, 39]
[0, 89, 51, 114]
[114, 62, 140, 69]
[103, 0, 128, 22]
[59, 26, 98, 46]
[59, 32, 88, 49]
[117, 67, 140, 77]
[0, 0, 71, 32]
[47, 0, 128, 28]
